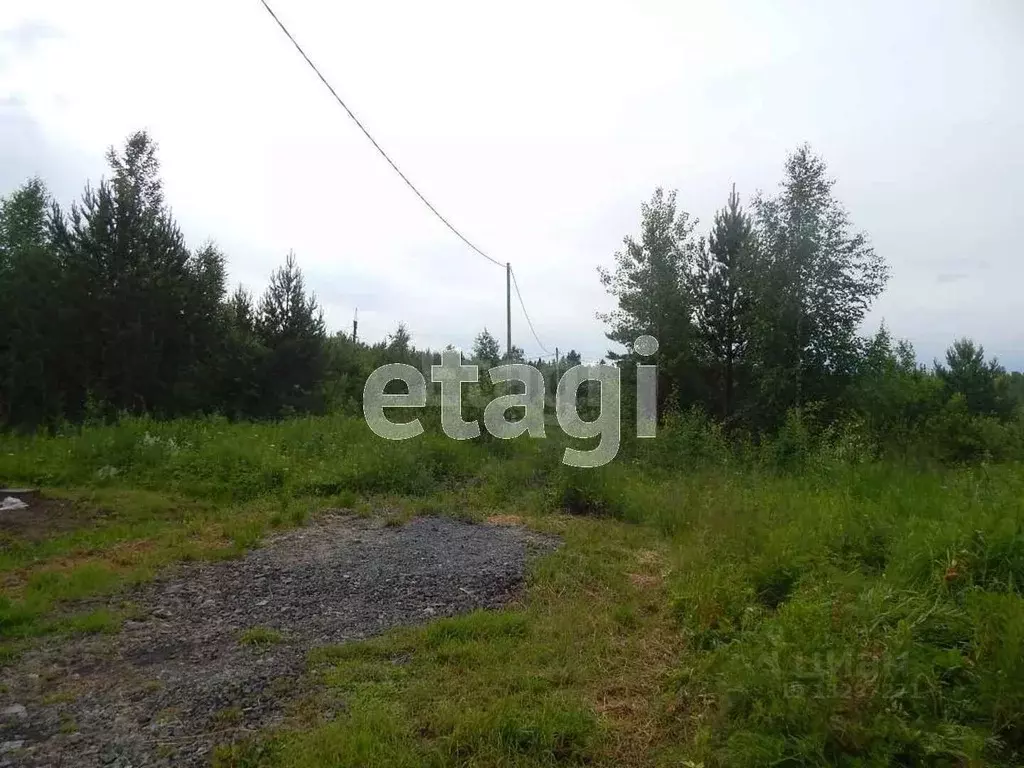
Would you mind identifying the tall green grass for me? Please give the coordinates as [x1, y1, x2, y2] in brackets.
[2, 413, 1023, 764]
[625, 464, 1024, 765]
[0, 414, 564, 503]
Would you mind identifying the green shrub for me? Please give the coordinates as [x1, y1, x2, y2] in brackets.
[548, 464, 629, 518]
[638, 405, 731, 469]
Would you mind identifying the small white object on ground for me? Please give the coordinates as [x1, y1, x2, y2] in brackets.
[0, 496, 28, 512]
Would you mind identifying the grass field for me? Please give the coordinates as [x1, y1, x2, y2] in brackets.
[1, 413, 1023, 766]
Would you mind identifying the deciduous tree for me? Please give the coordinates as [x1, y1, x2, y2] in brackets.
[748, 145, 888, 426]
[598, 188, 702, 410]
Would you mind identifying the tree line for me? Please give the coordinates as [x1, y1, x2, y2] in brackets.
[2, 133, 1022, 460]
[599, 144, 1023, 460]
[0, 132, 328, 428]
[0, 133, 571, 431]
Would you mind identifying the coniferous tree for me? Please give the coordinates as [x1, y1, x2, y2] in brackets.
[0, 178, 64, 429]
[211, 285, 265, 418]
[387, 322, 413, 361]
[935, 338, 1008, 417]
[256, 251, 326, 416]
[227, 285, 257, 332]
[694, 184, 754, 422]
[50, 131, 225, 417]
[472, 328, 502, 367]
[174, 241, 229, 412]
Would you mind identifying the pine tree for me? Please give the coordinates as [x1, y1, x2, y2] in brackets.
[694, 184, 754, 422]
[0, 178, 64, 429]
[172, 241, 229, 412]
[935, 338, 1008, 416]
[256, 252, 326, 416]
[214, 285, 266, 418]
[472, 328, 502, 366]
[227, 285, 257, 333]
[387, 322, 413, 360]
[50, 131, 223, 417]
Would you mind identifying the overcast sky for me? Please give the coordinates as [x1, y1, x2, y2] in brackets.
[2, 0, 1022, 366]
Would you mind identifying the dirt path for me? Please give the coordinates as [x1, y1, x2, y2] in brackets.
[0, 514, 557, 767]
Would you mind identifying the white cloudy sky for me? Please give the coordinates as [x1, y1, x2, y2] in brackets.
[2, 0, 1022, 366]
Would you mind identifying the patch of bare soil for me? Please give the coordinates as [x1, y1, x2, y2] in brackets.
[0, 494, 106, 545]
[0, 514, 558, 767]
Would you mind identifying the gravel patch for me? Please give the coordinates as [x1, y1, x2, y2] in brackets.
[0, 513, 558, 767]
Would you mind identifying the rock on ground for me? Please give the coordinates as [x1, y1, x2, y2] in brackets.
[0, 513, 558, 767]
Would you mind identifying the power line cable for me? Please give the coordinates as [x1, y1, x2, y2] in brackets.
[256, 0, 504, 269]
[510, 268, 550, 354]
[258, 0, 552, 354]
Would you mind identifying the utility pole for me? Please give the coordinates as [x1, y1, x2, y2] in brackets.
[506, 262, 512, 363]
[352, 308, 358, 344]
[553, 347, 559, 410]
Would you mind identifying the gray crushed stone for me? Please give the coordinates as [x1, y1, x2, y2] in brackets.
[0, 513, 558, 767]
